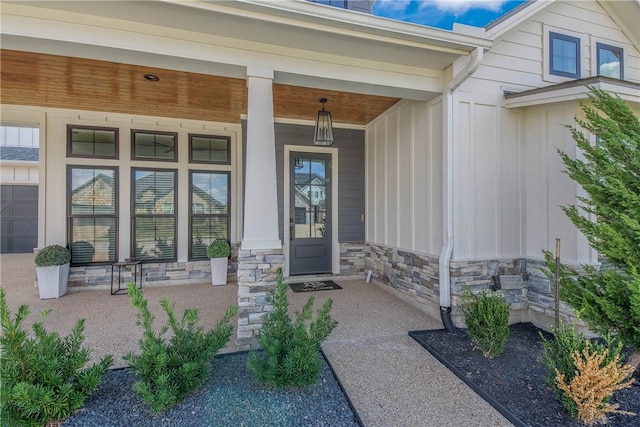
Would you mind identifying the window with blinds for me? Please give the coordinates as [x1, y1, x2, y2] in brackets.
[189, 171, 230, 259]
[132, 168, 177, 261]
[68, 166, 118, 265]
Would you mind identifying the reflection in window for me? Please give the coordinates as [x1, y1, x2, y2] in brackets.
[68, 166, 117, 265]
[597, 43, 623, 79]
[189, 134, 230, 164]
[550, 32, 580, 78]
[189, 171, 230, 259]
[132, 169, 176, 261]
[132, 130, 177, 161]
[294, 158, 327, 239]
[68, 125, 118, 158]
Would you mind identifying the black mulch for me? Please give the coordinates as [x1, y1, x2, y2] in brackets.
[289, 281, 342, 293]
[410, 323, 639, 427]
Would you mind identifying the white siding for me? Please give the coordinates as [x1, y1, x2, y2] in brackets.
[365, 100, 442, 256]
[462, 1, 640, 95]
[522, 102, 591, 264]
[0, 165, 39, 184]
[452, 94, 522, 260]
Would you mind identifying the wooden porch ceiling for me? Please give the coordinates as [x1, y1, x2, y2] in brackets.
[0, 49, 400, 126]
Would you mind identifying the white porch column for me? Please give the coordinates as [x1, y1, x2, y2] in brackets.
[242, 67, 281, 250]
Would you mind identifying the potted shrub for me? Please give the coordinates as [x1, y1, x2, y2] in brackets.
[35, 244, 71, 299]
[207, 239, 231, 286]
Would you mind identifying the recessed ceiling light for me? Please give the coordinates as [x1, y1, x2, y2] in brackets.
[143, 74, 160, 82]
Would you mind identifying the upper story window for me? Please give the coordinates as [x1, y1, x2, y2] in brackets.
[132, 130, 177, 161]
[68, 125, 118, 159]
[597, 43, 623, 79]
[189, 134, 230, 164]
[549, 32, 580, 79]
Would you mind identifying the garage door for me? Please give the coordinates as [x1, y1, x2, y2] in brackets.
[1, 185, 38, 253]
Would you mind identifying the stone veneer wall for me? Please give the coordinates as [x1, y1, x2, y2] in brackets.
[449, 258, 527, 326]
[364, 243, 440, 316]
[339, 242, 366, 277]
[526, 258, 583, 331]
[67, 242, 240, 288]
[236, 247, 284, 351]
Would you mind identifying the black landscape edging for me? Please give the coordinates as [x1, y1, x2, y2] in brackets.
[408, 329, 527, 427]
[321, 348, 365, 427]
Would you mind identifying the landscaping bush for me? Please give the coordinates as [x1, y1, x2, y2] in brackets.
[540, 325, 625, 418]
[0, 288, 113, 426]
[207, 239, 231, 258]
[35, 244, 71, 267]
[555, 342, 635, 424]
[124, 282, 238, 413]
[248, 268, 338, 388]
[460, 288, 509, 358]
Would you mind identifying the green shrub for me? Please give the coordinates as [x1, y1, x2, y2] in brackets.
[206, 239, 231, 258]
[35, 244, 71, 267]
[248, 268, 338, 388]
[460, 288, 510, 358]
[540, 324, 624, 418]
[0, 288, 113, 426]
[124, 282, 238, 413]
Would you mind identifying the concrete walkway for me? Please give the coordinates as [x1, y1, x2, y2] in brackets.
[1, 253, 511, 426]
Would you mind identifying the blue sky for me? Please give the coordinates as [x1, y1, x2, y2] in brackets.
[373, 0, 528, 30]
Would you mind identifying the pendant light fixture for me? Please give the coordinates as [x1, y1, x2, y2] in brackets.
[313, 98, 334, 146]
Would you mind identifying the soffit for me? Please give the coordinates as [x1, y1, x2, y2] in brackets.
[0, 49, 399, 125]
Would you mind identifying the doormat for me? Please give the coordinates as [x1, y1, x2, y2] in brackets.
[289, 280, 342, 293]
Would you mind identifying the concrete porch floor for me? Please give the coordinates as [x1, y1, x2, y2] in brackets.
[0, 253, 510, 426]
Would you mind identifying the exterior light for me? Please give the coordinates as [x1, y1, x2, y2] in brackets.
[313, 98, 334, 146]
[143, 73, 160, 82]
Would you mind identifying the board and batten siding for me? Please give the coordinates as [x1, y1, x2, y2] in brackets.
[365, 99, 442, 256]
[452, 93, 522, 261]
[462, 0, 640, 96]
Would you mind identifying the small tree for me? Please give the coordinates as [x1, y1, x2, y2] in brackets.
[248, 268, 338, 388]
[0, 288, 113, 426]
[551, 87, 640, 366]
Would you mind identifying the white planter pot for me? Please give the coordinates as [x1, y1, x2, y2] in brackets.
[210, 257, 228, 286]
[36, 263, 70, 299]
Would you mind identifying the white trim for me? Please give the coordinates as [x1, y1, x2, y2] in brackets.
[283, 144, 339, 277]
[504, 81, 640, 109]
[542, 25, 589, 84]
[240, 114, 367, 130]
[589, 36, 627, 80]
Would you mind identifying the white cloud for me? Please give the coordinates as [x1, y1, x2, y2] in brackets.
[376, 0, 509, 15]
[423, 0, 508, 14]
[374, 0, 412, 13]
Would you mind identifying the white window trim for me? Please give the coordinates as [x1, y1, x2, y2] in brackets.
[590, 36, 626, 80]
[543, 25, 588, 84]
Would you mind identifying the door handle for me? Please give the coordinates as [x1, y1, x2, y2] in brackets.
[289, 218, 294, 241]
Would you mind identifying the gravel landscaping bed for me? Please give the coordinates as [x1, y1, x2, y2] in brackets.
[64, 351, 360, 427]
[410, 323, 639, 427]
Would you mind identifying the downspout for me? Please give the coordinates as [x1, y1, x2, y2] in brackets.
[439, 47, 484, 332]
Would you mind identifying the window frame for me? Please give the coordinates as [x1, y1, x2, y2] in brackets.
[188, 170, 231, 260]
[188, 133, 231, 165]
[131, 167, 178, 262]
[67, 125, 119, 159]
[549, 31, 581, 79]
[596, 42, 624, 80]
[67, 165, 119, 266]
[131, 129, 178, 162]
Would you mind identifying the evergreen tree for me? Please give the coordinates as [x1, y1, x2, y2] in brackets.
[550, 87, 640, 365]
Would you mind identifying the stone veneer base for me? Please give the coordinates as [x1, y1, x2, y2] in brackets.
[236, 247, 284, 351]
